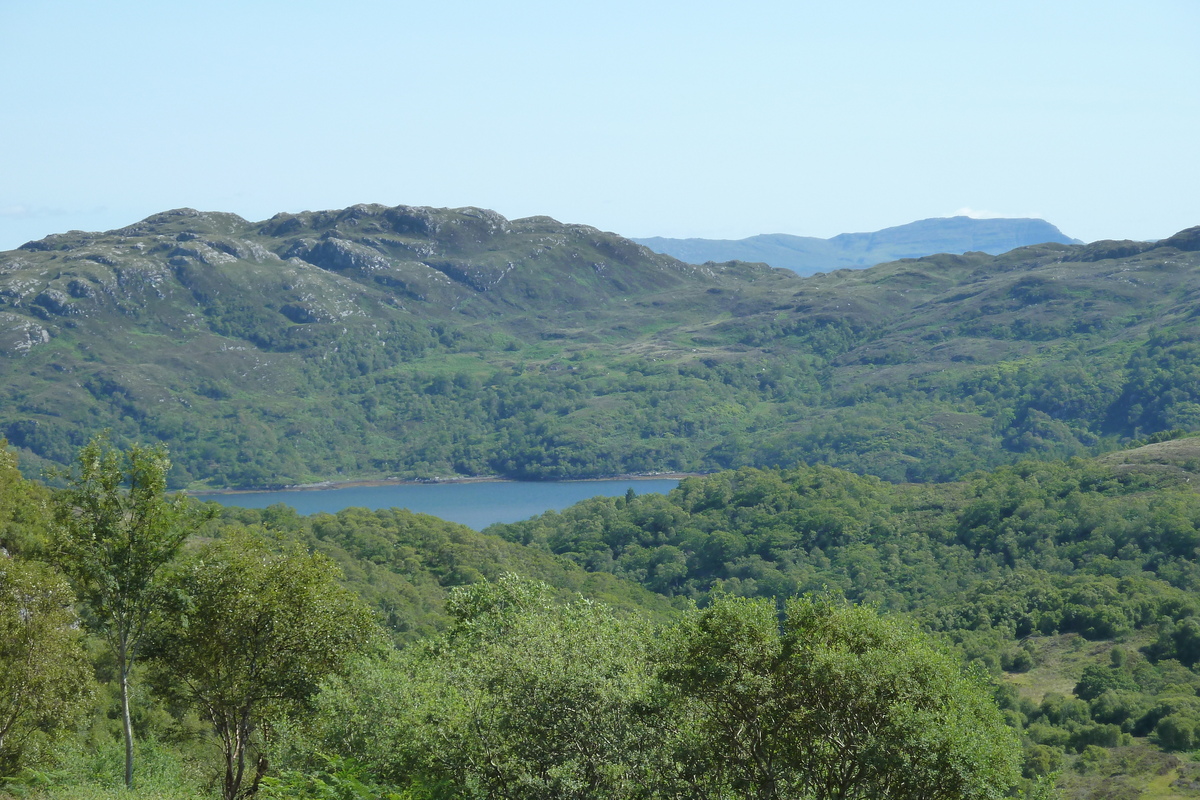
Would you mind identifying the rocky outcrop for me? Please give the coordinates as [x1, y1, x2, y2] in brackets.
[1160, 226, 1200, 253]
[285, 237, 393, 273]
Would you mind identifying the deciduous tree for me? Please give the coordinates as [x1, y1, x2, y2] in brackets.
[427, 575, 657, 800]
[50, 434, 204, 789]
[0, 556, 92, 774]
[151, 533, 378, 800]
[309, 574, 658, 800]
[657, 593, 1022, 800]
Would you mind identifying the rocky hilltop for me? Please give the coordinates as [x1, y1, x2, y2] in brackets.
[6, 204, 730, 327]
[0, 204, 792, 485]
[1, 203, 1197, 489]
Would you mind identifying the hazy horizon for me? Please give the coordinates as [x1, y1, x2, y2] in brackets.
[2, 0, 1196, 251]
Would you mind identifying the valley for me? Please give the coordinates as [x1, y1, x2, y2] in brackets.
[3, 205, 1200, 800]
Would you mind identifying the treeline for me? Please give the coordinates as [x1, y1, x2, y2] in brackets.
[489, 456, 1200, 616]
[1, 438, 1027, 800]
[12, 434, 1200, 798]
[211, 501, 678, 640]
[489, 448, 1200, 789]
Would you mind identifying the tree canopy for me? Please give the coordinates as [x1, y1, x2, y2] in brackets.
[151, 533, 379, 800]
[0, 556, 92, 774]
[658, 593, 1022, 800]
[297, 576, 1020, 800]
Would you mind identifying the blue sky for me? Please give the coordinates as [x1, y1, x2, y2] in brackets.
[1, 0, 1196, 250]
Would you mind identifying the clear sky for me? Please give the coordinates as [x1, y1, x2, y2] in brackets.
[2, 0, 1196, 251]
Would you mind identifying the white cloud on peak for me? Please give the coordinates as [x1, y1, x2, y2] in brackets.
[949, 206, 1042, 220]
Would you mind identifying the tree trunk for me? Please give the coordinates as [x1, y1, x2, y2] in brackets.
[119, 638, 134, 790]
[224, 712, 254, 800]
[221, 722, 236, 800]
[230, 735, 244, 800]
[247, 754, 269, 799]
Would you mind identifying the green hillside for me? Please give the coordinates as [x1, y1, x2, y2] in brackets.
[1, 205, 1198, 489]
[489, 438, 1200, 797]
[206, 501, 677, 642]
[10, 433, 1200, 798]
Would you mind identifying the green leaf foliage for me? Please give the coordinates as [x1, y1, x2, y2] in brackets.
[301, 575, 659, 800]
[491, 457, 1200, 627]
[490, 450, 1200, 792]
[19, 428, 1200, 797]
[49, 433, 210, 789]
[207, 502, 677, 642]
[656, 593, 1022, 800]
[297, 577, 1020, 800]
[0, 556, 93, 775]
[150, 533, 379, 800]
[0, 440, 51, 557]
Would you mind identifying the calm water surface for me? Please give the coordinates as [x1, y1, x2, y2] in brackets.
[200, 479, 681, 530]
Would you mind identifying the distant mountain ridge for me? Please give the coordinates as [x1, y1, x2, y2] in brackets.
[633, 216, 1082, 275]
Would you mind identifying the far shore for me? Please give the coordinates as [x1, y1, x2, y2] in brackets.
[187, 472, 703, 497]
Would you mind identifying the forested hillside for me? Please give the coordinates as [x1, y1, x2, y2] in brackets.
[2, 438, 1025, 800]
[11, 435, 1200, 798]
[1, 204, 1198, 489]
[489, 435, 1200, 798]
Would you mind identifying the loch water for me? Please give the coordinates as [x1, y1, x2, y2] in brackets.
[199, 478, 682, 531]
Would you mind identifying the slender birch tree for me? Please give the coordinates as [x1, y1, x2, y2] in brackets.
[51, 434, 204, 789]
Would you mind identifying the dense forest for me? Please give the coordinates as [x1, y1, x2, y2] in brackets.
[7, 433, 1200, 799]
[487, 436, 1200, 796]
[3, 438, 1023, 800]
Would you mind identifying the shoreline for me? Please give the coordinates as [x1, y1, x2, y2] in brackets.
[187, 472, 703, 497]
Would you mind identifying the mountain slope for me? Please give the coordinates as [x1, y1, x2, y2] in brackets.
[1, 203, 1197, 489]
[0, 204, 795, 486]
[634, 216, 1081, 275]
